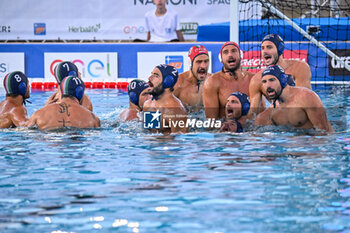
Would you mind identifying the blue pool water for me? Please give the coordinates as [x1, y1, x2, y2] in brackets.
[0, 86, 350, 233]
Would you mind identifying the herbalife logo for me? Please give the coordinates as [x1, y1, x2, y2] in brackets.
[143, 110, 222, 129]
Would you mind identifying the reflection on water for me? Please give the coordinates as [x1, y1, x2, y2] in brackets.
[0, 87, 349, 232]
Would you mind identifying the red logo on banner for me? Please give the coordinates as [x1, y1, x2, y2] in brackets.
[241, 50, 308, 73]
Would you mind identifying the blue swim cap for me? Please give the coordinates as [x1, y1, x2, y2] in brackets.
[128, 79, 149, 107]
[3, 71, 28, 97]
[262, 65, 288, 89]
[55, 61, 78, 84]
[156, 64, 178, 89]
[60, 75, 85, 102]
[230, 91, 250, 116]
[262, 34, 285, 57]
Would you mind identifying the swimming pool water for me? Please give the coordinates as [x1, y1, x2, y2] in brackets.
[0, 86, 350, 233]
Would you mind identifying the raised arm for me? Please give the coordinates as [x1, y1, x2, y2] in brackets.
[26, 114, 37, 128]
[203, 77, 220, 120]
[303, 91, 333, 132]
[248, 73, 263, 119]
[294, 61, 312, 89]
[45, 91, 60, 106]
[82, 95, 93, 112]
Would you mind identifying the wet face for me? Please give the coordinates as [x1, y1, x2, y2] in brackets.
[138, 88, 152, 108]
[192, 54, 209, 81]
[147, 67, 163, 96]
[221, 44, 241, 72]
[261, 41, 279, 66]
[225, 95, 242, 119]
[261, 74, 281, 100]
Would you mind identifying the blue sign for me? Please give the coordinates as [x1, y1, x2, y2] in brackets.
[34, 23, 46, 35]
[165, 55, 183, 73]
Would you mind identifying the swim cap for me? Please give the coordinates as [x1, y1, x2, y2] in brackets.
[3, 71, 28, 97]
[262, 65, 288, 88]
[230, 91, 250, 116]
[262, 34, 285, 57]
[156, 64, 178, 89]
[219, 41, 242, 61]
[286, 74, 296, 87]
[55, 61, 78, 84]
[128, 79, 149, 107]
[188, 45, 209, 67]
[60, 75, 85, 102]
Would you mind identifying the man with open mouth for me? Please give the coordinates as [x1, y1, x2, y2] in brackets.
[255, 65, 333, 133]
[248, 34, 312, 118]
[220, 92, 250, 133]
[173, 45, 211, 112]
[143, 64, 188, 134]
[203, 41, 254, 120]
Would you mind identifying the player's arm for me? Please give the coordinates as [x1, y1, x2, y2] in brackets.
[92, 113, 101, 127]
[248, 73, 263, 119]
[171, 114, 189, 133]
[11, 106, 29, 127]
[173, 76, 182, 98]
[26, 110, 39, 128]
[82, 95, 93, 112]
[203, 76, 220, 120]
[45, 92, 59, 106]
[176, 30, 184, 42]
[254, 108, 273, 126]
[0, 113, 13, 128]
[303, 92, 333, 132]
[295, 61, 312, 89]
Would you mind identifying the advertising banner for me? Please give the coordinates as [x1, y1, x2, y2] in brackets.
[0, 0, 244, 41]
[328, 49, 350, 76]
[44, 53, 118, 82]
[0, 53, 25, 81]
[241, 50, 308, 73]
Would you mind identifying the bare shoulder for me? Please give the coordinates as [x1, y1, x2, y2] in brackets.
[286, 59, 310, 74]
[292, 87, 322, 105]
[243, 70, 255, 80]
[143, 99, 153, 110]
[174, 71, 188, 92]
[170, 95, 186, 109]
[178, 71, 190, 83]
[204, 71, 222, 88]
[250, 70, 263, 87]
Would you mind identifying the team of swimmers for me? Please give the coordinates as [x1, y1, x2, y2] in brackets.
[0, 34, 334, 133]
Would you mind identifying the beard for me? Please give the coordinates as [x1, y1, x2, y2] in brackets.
[192, 68, 207, 81]
[150, 82, 164, 96]
[224, 57, 241, 73]
[266, 87, 280, 100]
[265, 53, 279, 66]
